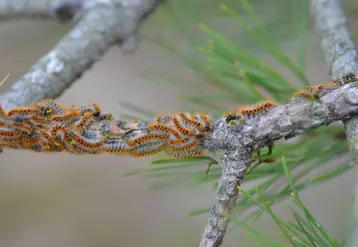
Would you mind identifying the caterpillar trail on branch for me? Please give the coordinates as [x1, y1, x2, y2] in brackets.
[0, 74, 353, 159]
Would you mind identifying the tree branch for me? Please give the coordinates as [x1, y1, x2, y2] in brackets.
[0, 0, 83, 21]
[198, 151, 252, 247]
[310, 0, 358, 246]
[0, 0, 166, 111]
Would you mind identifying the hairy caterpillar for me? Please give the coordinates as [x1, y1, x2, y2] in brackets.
[132, 140, 165, 157]
[6, 122, 33, 135]
[6, 106, 38, 117]
[68, 131, 104, 150]
[172, 117, 195, 136]
[178, 112, 204, 131]
[239, 100, 277, 117]
[37, 99, 65, 116]
[102, 140, 133, 155]
[27, 115, 51, 124]
[80, 102, 101, 117]
[0, 128, 21, 138]
[128, 133, 168, 147]
[147, 123, 183, 141]
[155, 114, 173, 124]
[75, 112, 94, 133]
[165, 137, 200, 153]
[50, 110, 82, 123]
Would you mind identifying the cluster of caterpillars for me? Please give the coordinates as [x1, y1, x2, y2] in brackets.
[0, 99, 212, 159]
[111, 112, 212, 158]
[225, 73, 358, 123]
[0, 73, 357, 159]
[0, 99, 113, 154]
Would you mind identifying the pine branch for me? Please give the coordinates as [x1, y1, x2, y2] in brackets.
[0, 0, 166, 111]
[310, 0, 358, 246]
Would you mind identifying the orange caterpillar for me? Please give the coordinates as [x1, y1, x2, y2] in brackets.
[165, 138, 200, 153]
[0, 128, 21, 138]
[27, 115, 51, 124]
[172, 117, 195, 136]
[101, 140, 134, 155]
[69, 131, 104, 150]
[6, 105, 38, 117]
[50, 124, 69, 145]
[7, 122, 33, 135]
[239, 100, 277, 118]
[178, 112, 204, 131]
[50, 109, 82, 122]
[80, 102, 101, 117]
[155, 114, 172, 124]
[148, 123, 183, 141]
[75, 112, 94, 132]
[20, 136, 41, 149]
[128, 133, 168, 146]
[200, 114, 211, 129]
[132, 141, 166, 158]
[37, 99, 65, 116]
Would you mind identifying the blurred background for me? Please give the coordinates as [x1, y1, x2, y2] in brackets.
[0, 0, 358, 246]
